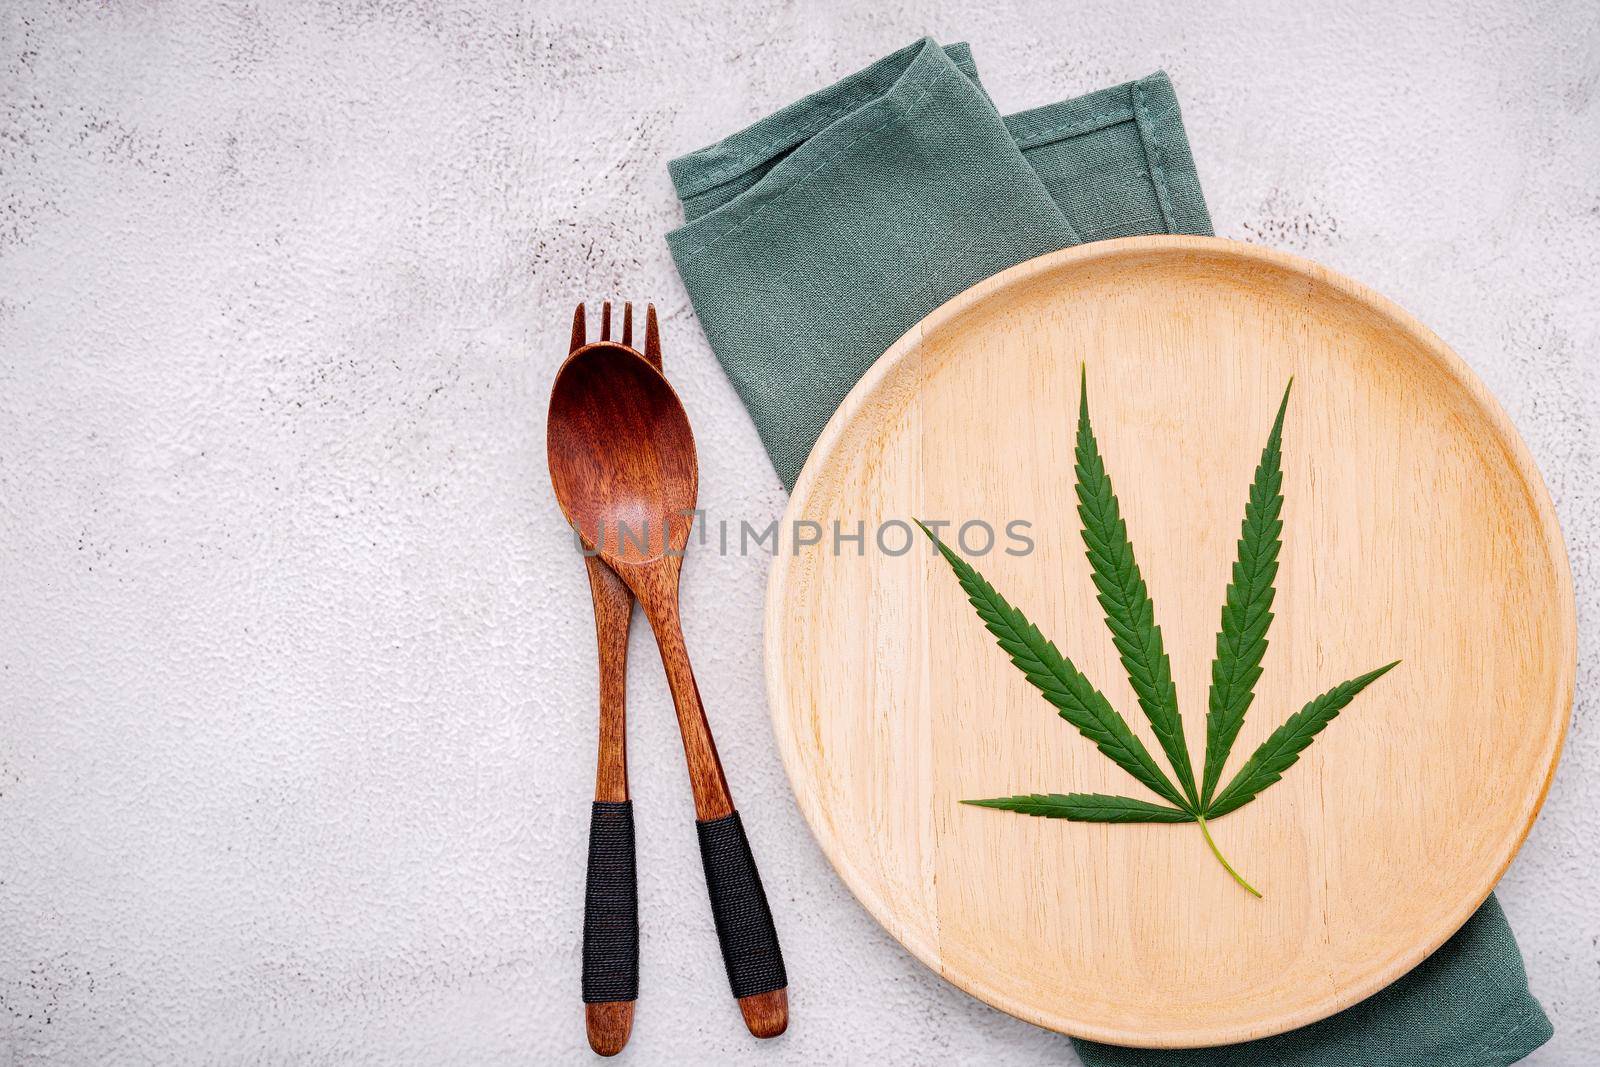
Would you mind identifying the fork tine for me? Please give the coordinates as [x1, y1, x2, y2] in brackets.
[601, 300, 612, 342]
[621, 302, 634, 348]
[569, 303, 586, 354]
[643, 304, 661, 370]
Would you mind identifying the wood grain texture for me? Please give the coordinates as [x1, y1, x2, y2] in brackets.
[739, 988, 789, 1038]
[549, 342, 733, 820]
[583, 1000, 633, 1057]
[579, 302, 664, 808]
[765, 236, 1574, 1047]
[584, 552, 634, 806]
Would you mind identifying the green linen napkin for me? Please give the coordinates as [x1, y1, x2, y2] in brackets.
[666, 36, 1552, 1066]
[668, 37, 1209, 491]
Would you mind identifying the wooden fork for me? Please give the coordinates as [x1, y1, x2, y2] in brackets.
[573, 301, 659, 1056]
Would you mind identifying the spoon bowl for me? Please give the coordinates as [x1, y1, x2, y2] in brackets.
[548, 342, 697, 564]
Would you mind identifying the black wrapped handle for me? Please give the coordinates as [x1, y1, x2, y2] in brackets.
[582, 800, 639, 1003]
[696, 811, 787, 999]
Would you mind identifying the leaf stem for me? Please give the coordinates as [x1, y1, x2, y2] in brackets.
[1196, 817, 1262, 898]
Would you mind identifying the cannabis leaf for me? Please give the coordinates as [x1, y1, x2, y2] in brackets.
[1201, 383, 1290, 808]
[916, 521, 1188, 810]
[923, 373, 1398, 897]
[1074, 370, 1199, 809]
[1205, 662, 1399, 819]
[965, 794, 1195, 822]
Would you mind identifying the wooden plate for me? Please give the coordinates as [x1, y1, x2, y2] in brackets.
[764, 237, 1574, 1047]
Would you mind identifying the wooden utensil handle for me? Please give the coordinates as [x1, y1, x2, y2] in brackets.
[634, 577, 789, 1036]
[585, 555, 632, 802]
[697, 811, 789, 1037]
[639, 593, 733, 820]
[581, 555, 636, 1055]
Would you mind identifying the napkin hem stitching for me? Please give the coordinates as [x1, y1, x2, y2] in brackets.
[1465, 1001, 1553, 1065]
[1132, 79, 1179, 232]
[1009, 106, 1135, 151]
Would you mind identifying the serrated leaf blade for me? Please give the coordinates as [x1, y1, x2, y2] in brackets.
[917, 521, 1190, 810]
[1207, 661, 1400, 818]
[1074, 371, 1199, 808]
[963, 793, 1196, 823]
[1201, 382, 1291, 807]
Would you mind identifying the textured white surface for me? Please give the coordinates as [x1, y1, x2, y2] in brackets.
[0, 1, 1595, 1064]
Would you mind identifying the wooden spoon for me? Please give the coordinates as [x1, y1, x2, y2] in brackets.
[571, 301, 656, 1056]
[548, 337, 789, 1039]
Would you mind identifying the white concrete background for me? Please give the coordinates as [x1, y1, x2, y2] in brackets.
[0, 1, 1595, 1064]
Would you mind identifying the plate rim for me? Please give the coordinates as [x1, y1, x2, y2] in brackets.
[763, 234, 1576, 1047]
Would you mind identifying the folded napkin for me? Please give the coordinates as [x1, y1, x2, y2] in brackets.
[668, 37, 1208, 490]
[666, 37, 1552, 1067]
